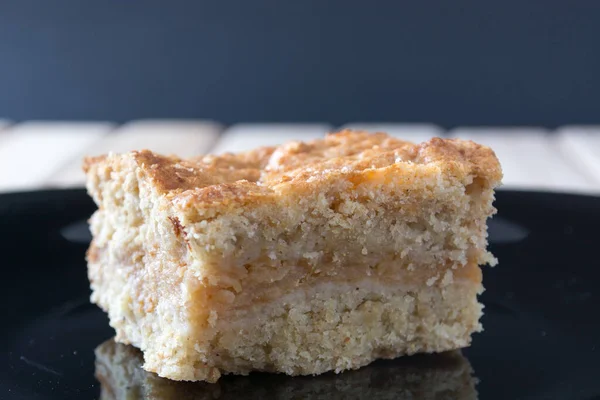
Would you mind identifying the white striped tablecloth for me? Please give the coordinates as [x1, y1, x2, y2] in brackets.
[0, 119, 598, 196]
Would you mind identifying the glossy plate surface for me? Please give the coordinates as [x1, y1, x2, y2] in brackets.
[0, 189, 599, 399]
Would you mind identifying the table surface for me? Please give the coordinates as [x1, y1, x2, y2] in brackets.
[0, 119, 598, 195]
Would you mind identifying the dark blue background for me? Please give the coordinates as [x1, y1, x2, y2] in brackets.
[0, 0, 598, 127]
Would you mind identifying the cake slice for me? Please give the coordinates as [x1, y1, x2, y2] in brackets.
[95, 338, 478, 400]
[84, 130, 502, 383]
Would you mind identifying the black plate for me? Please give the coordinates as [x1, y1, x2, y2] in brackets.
[1, 189, 599, 399]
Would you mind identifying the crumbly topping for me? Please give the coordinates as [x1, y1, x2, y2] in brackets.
[84, 130, 502, 204]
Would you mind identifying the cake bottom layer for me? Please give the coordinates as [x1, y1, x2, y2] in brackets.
[136, 279, 483, 382]
[95, 339, 478, 400]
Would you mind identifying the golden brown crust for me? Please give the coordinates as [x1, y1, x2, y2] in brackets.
[415, 137, 502, 186]
[82, 154, 107, 174]
[83, 130, 502, 206]
[131, 150, 262, 193]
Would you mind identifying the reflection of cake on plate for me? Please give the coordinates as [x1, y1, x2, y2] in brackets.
[95, 338, 478, 400]
[84, 131, 501, 382]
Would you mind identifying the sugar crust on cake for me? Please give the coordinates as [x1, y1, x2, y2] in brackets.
[85, 130, 501, 202]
